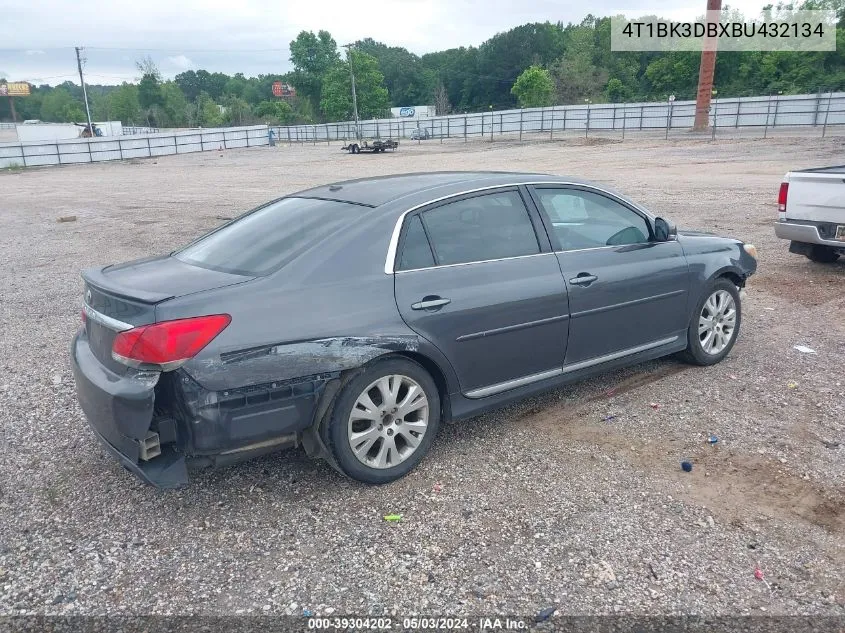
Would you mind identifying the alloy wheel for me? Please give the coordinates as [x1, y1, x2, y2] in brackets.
[347, 374, 429, 469]
[698, 289, 737, 355]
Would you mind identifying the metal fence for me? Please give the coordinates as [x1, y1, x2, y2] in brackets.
[2, 91, 843, 169]
[272, 91, 845, 144]
[0, 125, 269, 168]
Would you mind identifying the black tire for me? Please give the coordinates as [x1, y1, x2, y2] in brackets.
[806, 245, 840, 263]
[351, 144, 359, 154]
[326, 356, 440, 484]
[679, 277, 742, 366]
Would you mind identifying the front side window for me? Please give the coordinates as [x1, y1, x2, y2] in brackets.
[534, 188, 651, 251]
[418, 191, 540, 267]
[175, 197, 365, 276]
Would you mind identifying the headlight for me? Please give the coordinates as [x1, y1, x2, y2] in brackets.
[743, 243, 758, 259]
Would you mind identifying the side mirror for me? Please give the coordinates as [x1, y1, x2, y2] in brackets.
[654, 217, 677, 242]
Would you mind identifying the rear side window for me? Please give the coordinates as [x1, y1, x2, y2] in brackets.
[398, 215, 435, 270]
[419, 191, 539, 266]
[175, 197, 364, 276]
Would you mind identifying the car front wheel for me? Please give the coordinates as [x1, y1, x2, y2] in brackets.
[680, 278, 741, 366]
[327, 357, 440, 484]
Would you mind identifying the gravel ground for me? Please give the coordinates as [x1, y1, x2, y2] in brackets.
[0, 134, 843, 619]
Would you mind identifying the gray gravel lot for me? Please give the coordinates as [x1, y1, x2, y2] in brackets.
[0, 134, 843, 618]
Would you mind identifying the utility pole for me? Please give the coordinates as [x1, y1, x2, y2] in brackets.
[7, 94, 17, 123]
[693, 0, 722, 130]
[75, 46, 95, 136]
[342, 43, 360, 141]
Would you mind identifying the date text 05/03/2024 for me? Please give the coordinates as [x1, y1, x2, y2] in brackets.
[306, 617, 528, 630]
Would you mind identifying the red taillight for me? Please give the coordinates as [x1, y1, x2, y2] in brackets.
[112, 314, 231, 369]
[778, 182, 788, 213]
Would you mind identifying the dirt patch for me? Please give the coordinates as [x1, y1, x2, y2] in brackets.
[521, 368, 845, 540]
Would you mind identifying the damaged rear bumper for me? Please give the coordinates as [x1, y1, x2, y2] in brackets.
[71, 329, 190, 488]
[71, 329, 328, 488]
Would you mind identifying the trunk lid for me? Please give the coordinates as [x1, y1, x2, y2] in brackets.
[82, 256, 252, 373]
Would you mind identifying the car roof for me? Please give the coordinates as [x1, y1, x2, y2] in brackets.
[291, 171, 597, 208]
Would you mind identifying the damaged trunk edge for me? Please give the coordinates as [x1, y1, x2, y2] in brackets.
[187, 334, 421, 390]
[140, 335, 421, 487]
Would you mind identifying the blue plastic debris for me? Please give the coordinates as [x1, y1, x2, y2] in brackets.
[303, 609, 313, 617]
[707, 435, 719, 445]
[681, 461, 693, 472]
[536, 607, 556, 622]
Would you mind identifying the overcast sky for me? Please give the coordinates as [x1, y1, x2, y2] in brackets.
[1, 0, 770, 85]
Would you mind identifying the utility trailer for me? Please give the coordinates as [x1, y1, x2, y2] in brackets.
[341, 138, 399, 154]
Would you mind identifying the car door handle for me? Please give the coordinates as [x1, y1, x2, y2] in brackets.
[411, 297, 451, 310]
[569, 273, 598, 286]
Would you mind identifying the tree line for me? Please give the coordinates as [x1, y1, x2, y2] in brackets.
[1, 1, 843, 126]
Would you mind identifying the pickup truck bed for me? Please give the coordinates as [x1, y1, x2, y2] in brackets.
[774, 166, 845, 263]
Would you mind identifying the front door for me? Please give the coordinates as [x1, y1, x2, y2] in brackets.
[393, 188, 570, 396]
[529, 185, 690, 366]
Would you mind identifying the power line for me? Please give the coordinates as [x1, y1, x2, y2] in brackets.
[0, 46, 289, 52]
[85, 46, 291, 53]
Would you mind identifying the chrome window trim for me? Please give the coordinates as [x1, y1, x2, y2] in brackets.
[82, 303, 134, 332]
[384, 181, 654, 274]
[395, 251, 552, 274]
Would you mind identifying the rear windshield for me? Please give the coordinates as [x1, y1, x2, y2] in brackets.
[175, 197, 366, 276]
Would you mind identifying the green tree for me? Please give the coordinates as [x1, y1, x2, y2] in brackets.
[253, 100, 296, 124]
[511, 66, 555, 107]
[355, 38, 434, 106]
[223, 73, 248, 98]
[604, 78, 630, 102]
[175, 70, 202, 102]
[290, 30, 340, 112]
[421, 47, 480, 111]
[160, 81, 188, 126]
[136, 57, 164, 109]
[643, 53, 698, 97]
[319, 50, 389, 121]
[40, 88, 85, 122]
[222, 95, 251, 125]
[111, 83, 141, 123]
[473, 22, 567, 108]
[195, 91, 223, 127]
[550, 25, 608, 103]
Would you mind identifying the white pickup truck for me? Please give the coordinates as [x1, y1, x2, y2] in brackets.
[774, 166, 845, 263]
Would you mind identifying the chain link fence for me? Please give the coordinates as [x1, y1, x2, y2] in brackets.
[2, 91, 842, 169]
[0, 125, 269, 168]
[272, 91, 845, 145]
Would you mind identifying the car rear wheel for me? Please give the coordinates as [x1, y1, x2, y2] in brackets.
[679, 278, 741, 366]
[806, 245, 840, 263]
[327, 357, 440, 484]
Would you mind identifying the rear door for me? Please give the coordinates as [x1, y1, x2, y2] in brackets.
[530, 185, 690, 366]
[393, 188, 570, 397]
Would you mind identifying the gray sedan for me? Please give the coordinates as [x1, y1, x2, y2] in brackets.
[71, 172, 758, 487]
